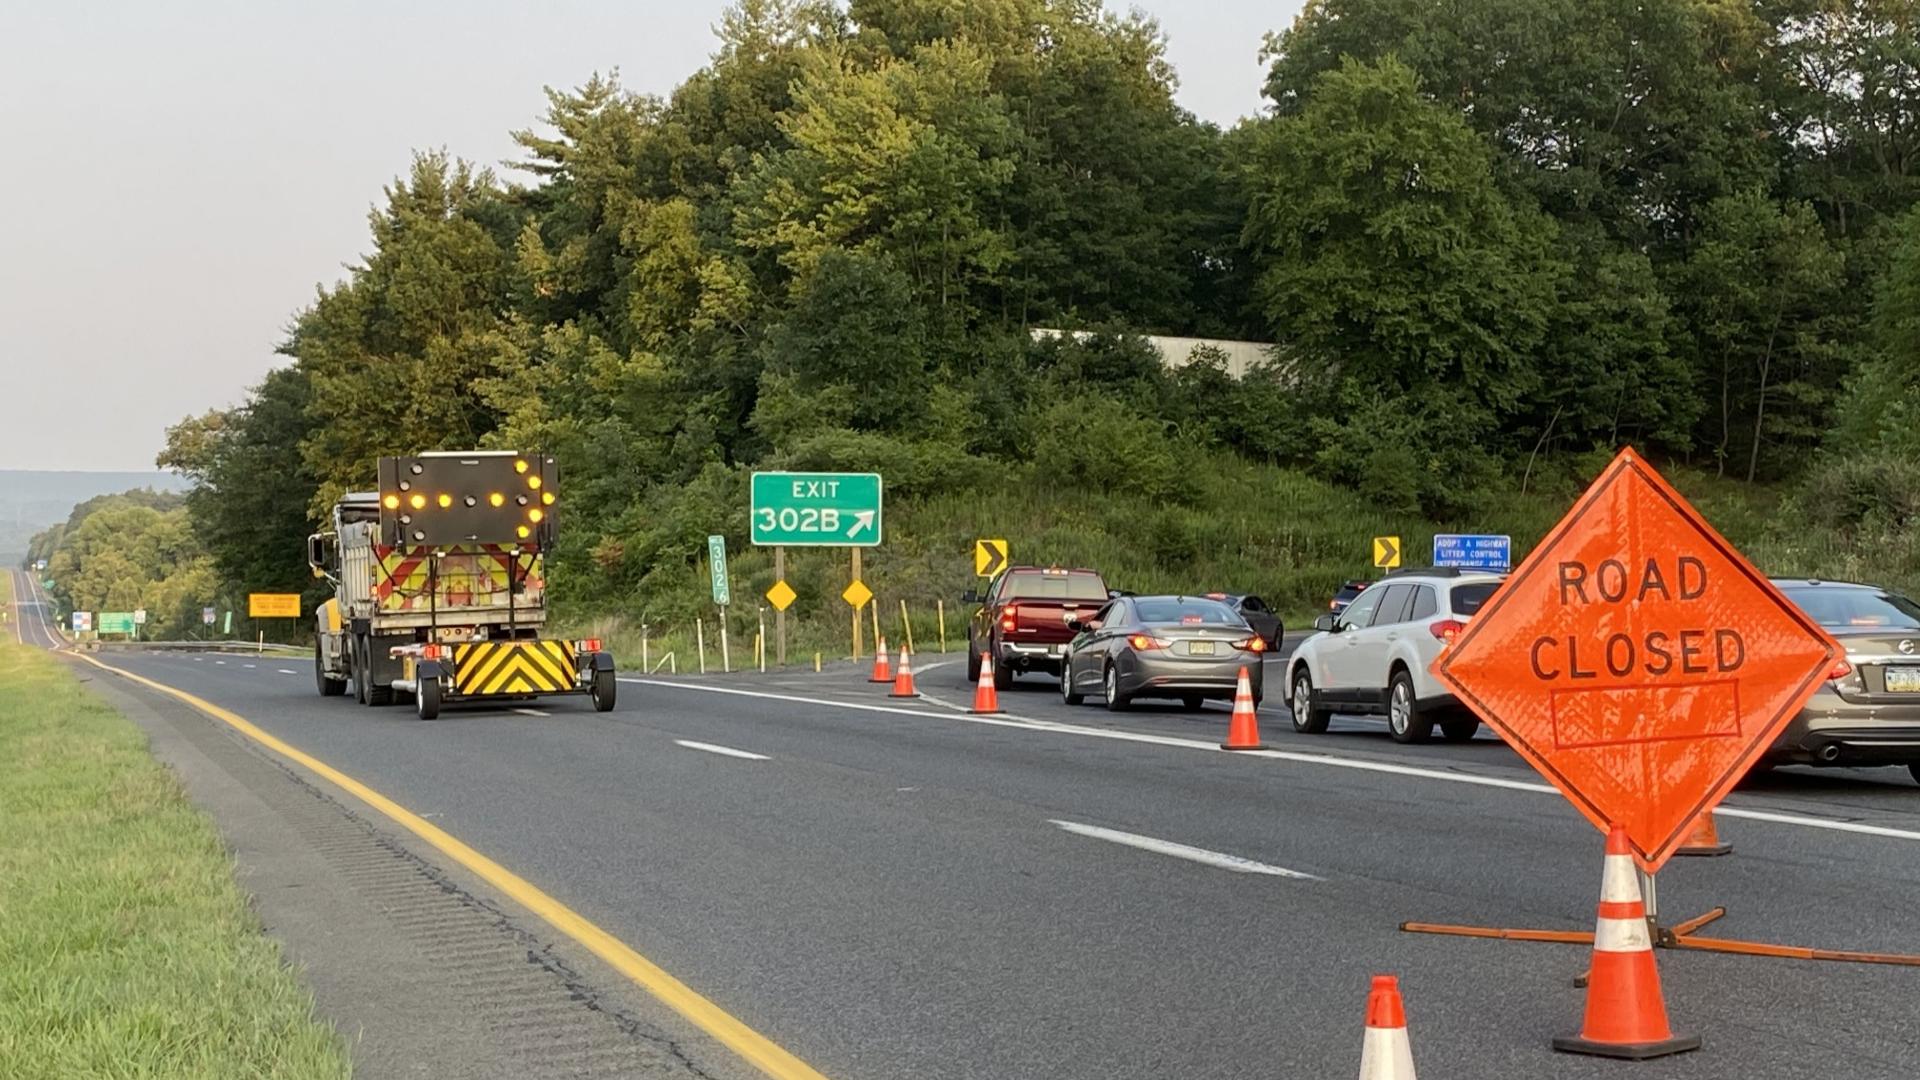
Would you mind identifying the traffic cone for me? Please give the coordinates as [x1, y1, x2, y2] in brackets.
[1219, 666, 1267, 751]
[890, 644, 918, 698]
[1553, 827, 1701, 1059]
[1675, 811, 1731, 857]
[1358, 974, 1418, 1080]
[971, 652, 1002, 714]
[869, 637, 891, 683]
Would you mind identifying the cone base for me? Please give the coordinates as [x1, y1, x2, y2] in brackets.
[1675, 842, 1732, 857]
[970, 706, 1002, 715]
[1553, 1032, 1700, 1060]
[869, 676, 891, 684]
[889, 690, 918, 698]
[1220, 741, 1269, 751]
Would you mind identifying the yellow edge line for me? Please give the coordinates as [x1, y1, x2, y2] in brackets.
[72, 652, 830, 1080]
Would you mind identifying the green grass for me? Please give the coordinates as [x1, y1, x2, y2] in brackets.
[0, 643, 350, 1079]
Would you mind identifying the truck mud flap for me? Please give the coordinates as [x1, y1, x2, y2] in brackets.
[451, 641, 579, 697]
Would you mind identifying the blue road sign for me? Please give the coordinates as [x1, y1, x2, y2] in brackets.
[1433, 533, 1512, 571]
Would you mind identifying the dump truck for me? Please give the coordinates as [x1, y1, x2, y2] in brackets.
[306, 450, 615, 719]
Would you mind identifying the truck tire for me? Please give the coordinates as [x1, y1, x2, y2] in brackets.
[415, 677, 441, 720]
[352, 636, 369, 706]
[967, 643, 982, 682]
[590, 668, 617, 712]
[356, 633, 394, 706]
[315, 638, 347, 697]
[992, 637, 1013, 689]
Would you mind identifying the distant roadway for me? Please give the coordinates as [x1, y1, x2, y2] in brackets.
[13, 567, 1920, 1079]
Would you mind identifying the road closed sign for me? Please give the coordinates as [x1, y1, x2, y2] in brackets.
[1433, 448, 1841, 870]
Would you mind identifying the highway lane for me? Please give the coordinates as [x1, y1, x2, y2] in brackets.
[9, 567, 67, 650]
[76, 646, 1920, 1079]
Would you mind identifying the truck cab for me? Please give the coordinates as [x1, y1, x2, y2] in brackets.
[965, 566, 1110, 687]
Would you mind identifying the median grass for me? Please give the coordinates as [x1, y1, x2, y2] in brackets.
[0, 642, 349, 1079]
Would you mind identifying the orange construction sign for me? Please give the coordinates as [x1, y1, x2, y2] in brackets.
[1433, 448, 1841, 870]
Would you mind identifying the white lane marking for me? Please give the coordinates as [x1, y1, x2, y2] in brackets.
[244, 663, 257, 669]
[214, 660, 226, 665]
[277, 669, 297, 675]
[1051, 820, 1322, 880]
[512, 708, 551, 718]
[673, 739, 770, 761]
[624, 678, 1920, 844]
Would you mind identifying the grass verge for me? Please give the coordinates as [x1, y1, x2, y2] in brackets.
[0, 642, 350, 1078]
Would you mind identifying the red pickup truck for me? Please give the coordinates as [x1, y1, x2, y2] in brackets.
[966, 566, 1111, 686]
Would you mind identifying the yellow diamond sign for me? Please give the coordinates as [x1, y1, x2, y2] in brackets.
[766, 579, 797, 612]
[841, 579, 873, 610]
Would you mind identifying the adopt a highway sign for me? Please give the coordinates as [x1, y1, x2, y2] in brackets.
[750, 472, 882, 547]
[1433, 448, 1841, 870]
[1433, 533, 1511, 571]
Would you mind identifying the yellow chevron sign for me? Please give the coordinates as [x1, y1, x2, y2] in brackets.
[452, 640, 576, 697]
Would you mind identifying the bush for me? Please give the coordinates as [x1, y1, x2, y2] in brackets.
[1031, 393, 1182, 501]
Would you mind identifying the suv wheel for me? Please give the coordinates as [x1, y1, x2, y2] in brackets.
[1440, 716, 1479, 742]
[1290, 669, 1329, 734]
[1386, 669, 1433, 744]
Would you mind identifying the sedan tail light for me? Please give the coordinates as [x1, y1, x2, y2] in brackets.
[1429, 619, 1466, 643]
[1235, 636, 1267, 653]
[1127, 634, 1171, 651]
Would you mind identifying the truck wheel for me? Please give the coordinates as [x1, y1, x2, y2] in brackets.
[415, 678, 441, 720]
[352, 636, 370, 706]
[359, 634, 394, 706]
[994, 658, 1013, 690]
[315, 638, 346, 697]
[967, 644, 982, 682]
[590, 668, 617, 712]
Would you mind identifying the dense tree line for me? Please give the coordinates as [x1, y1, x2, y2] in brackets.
[26, 492, 218, 640]
[160, 0, 1920, 620]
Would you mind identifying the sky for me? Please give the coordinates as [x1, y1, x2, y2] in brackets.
[0, 1, 1300, 471]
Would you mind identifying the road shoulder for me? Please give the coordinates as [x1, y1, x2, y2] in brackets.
[75, 658, 753, 1080]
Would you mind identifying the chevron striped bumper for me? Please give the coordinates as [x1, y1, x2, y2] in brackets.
[448, 639, 587, 698]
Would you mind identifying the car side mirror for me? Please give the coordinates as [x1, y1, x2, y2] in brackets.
[962, 588, 980, 605]
[1313, 614, 1337, 633]
[1066, 618, 1085, 633]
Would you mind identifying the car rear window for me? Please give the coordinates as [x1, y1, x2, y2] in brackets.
[1004, 570, 1109, 601]
[1449, 582, 1500, 616]
[1781, 587, 1920, 630]
[1134, 598, 1240, 624]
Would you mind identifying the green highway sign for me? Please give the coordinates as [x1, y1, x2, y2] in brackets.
[750, 472, 883, 547]
[708, 534, 732, 606]
[98, 612, 136, 635]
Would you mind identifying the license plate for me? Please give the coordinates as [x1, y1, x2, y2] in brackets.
[1885, 667, 1920, 692]
[1188, 641, 1215, 656]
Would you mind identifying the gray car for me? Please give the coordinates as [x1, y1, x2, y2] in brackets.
[1770, 579, 1920, 786]
[1059, 595, 1267, 711]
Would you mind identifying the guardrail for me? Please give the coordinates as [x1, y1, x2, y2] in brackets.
[88, 639, 308, 656]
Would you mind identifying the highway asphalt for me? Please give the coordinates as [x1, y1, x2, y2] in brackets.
[15, 581, 1920, 1079]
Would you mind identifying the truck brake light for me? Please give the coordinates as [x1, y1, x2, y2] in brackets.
[1001, 608, 1017, 632]
[579, 638, 603, 654]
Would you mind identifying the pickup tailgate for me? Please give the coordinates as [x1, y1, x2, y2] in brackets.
[1003, 598, 1104, 645]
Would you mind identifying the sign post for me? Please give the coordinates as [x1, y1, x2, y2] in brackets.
[770, 547, 789, 666]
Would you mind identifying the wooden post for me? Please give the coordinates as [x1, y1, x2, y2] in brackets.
[720, 617, 731, 673]
[775, 545, 787, 667]
[869, 583, 882, 652]
[757, 607, 766, 673]
[851, 548, 863, 661]
[937, 600, 947, 655]
[696, 618, 707, 674]
[641, 624, 650, 673]
[898, 598, 914, 654]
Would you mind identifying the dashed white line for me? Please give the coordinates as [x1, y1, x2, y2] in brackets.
[673, 739, 770, 761]
[1050, 820, 1322, 880]
[277, 669, 297, 675]
[214, 660, 226, 665]
[244, 663, 257, 669]
[625, 678, 1920, 845]
[512, 708, 551, 718]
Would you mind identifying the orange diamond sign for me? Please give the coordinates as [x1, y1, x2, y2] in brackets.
[1433, 448, 1841, 870]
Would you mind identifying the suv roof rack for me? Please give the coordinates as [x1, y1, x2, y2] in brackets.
[1381, 566, 1505, 579]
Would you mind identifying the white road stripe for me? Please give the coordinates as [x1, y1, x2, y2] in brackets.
[1051, 820, 1322, 880]
[512, 708, 551, 718]
[244, 663, 257, 669]
[214, 660, 226, 665]
[277, 668, 297, 675]
[673, 739, 770, 761]
[623, 678, 1920, 845]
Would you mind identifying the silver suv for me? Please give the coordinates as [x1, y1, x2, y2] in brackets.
[1284, 568, 1504, 743]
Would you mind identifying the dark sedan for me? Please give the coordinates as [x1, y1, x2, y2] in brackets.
[1770, 579, 1920, 786]
[1205, 593, 1283, 652]
[1329, 579, 1370, 617]
[1060, 595, 1267, 711]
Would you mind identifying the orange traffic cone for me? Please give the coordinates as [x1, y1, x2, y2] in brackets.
[1675, 811, 1731, 856]
[890, 644, 918, 698]
[1553, 827, 1700, 1059]
[1219, 666, 1267, 751]
[1358, 974, 1418, 1080]
[971, 652, 1002, 714]
[869, 637, 891, 683]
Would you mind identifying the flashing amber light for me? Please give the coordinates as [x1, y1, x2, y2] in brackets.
[488, 492, 505, 508]
[436, 493, 453, 508]
[408, 493, 427, 510]
[541, 492, 555, 506]
[381, 494, 400, 510]
[516, 525, 531, 539]
[527, 475, 543, 490]
[514, 459, 529, 474]
[528, 508, 544, 524]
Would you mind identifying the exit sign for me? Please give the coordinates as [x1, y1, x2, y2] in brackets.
[750, 472, 883, 547]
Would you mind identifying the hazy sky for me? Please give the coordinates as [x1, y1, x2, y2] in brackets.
[0, 1, 1300, 471]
